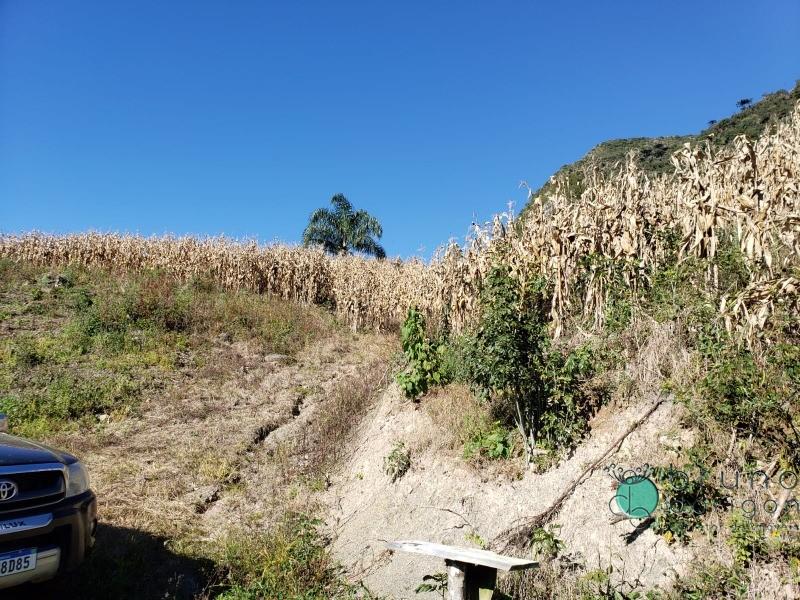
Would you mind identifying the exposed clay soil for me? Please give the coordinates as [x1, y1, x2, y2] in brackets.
[324, 385, 701, 599]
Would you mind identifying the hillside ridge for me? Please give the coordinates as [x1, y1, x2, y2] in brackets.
[524, 80, 800, 209]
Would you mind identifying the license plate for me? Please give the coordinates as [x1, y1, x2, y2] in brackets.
[0, 548, 37, 577]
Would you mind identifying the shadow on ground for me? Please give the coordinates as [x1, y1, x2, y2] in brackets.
[5, 523, 215, 600]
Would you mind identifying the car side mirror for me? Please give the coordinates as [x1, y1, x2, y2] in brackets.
[0, 414, 7, 433]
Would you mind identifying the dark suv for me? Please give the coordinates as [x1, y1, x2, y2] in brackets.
[0, 414, 96, 590]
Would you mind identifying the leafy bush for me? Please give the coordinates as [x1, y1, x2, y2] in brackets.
[538, 343, 598, 452]
[529, 525, 564, 561]
[728, 512, 766, 566]
[384, 442, 411, 482]
[461, 266, 549, 461]
[651, 462, 728, 543]
[700, 351, 782, 434]
[415, 572, 447, 597]
[672, 562, 749, 600]
[463, 421, 513, 460]
[687, 338, 800, 467]
[395, 307, 449, 399]
[461, 265, 600, 460]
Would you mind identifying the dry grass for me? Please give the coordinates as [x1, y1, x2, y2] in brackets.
[422, 383, 489, 452]
[299, 350, 393, 476]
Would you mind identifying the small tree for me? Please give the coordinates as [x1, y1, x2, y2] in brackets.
[464, 265, 550, 462]
[736, 98, 752, 111]
[302, 194, 385, 258]
[707, 120, 717, 127]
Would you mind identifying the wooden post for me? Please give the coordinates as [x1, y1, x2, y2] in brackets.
[446, 559, 467, 600]
[467, 564, 497, 600]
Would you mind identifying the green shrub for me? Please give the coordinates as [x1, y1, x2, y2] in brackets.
[728, 512, 766, 566]
[395, 307, 449, 399]
[701, 351, 782, 432]
[415, 572, 447, 597]
[672, 562, 749, 600]
[384, 442, 411, 483]
[461, 265, 600, 461]
[463, 421, 514, 460]
[461, 266, 549, 461]
[529, 525, 564, 561]
[651, 462, 728, 543]
[691, 340, 800, 465]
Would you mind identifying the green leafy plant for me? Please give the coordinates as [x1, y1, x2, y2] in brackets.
[461, 266, 550, 461]
[395, 307, 449, 399]
[463, 421, 514, 460]
[651, 462, 728, 543]
[728, 512, 766, 566]
[384, 442, 411, 483]
[672, 562, 749, 600]
[462, 266, 600, 461]
[415, 572, 447, 597]
[529, 525, 564, 560]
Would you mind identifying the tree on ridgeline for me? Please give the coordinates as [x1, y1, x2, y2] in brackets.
[736, 98, 753, 111]
[302, 194, 386, 258]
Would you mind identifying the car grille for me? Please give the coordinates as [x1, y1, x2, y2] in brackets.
[0, 469, 65, 513]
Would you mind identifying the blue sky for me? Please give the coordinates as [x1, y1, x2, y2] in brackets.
[1, 1, 798, 258]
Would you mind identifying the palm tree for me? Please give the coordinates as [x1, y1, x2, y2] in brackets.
[302, 194, 386, 258]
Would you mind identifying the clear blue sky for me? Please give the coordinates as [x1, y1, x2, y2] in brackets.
[2, 1, 798, 258]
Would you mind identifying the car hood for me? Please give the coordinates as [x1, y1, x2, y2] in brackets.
[0, 433, 75, 466]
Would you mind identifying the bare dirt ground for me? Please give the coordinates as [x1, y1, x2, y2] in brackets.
[325, 384, 699, 599]
[12, 330, 394, 599]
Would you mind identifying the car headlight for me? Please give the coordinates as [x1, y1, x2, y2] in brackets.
[66, 461, 90, 497]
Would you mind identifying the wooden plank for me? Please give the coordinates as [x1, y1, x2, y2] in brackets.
[386, 540, 538, 572]
[445, 560, 466, 600]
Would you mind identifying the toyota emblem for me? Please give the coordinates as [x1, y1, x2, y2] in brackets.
[0, 480, 18, 501]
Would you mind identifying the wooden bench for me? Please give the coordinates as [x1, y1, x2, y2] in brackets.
[387, 540, 538, 600]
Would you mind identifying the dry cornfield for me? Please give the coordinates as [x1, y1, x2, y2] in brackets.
[2, 102, 799, 342]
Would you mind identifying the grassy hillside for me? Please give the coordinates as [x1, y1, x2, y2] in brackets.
[0, 259, 394, 599]
[523, 81, 800, 208]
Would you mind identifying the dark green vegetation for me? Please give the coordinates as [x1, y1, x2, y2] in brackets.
[459, 267, 600, 463]
[395, 307, 450, 399]
[523, 82, 800, 210]
[302, 193, 386, 258]
[396, 266, 604, 466]
[651, 462, 729, 544]
[0, 259, 333, 439]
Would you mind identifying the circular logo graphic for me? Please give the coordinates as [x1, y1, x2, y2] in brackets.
[611, 475, 659, 519]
